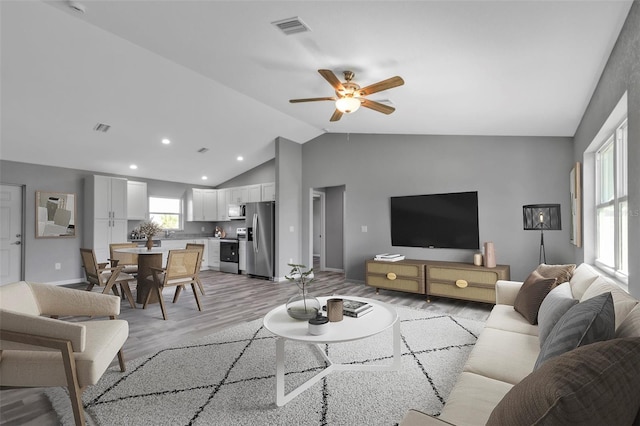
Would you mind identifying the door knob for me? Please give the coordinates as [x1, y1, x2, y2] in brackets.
[12, 241, 21, 245]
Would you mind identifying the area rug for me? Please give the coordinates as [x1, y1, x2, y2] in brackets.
[46, 306, 484, 425]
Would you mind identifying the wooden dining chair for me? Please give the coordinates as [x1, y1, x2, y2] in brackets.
[109, 242, 139, 275]
[185, 243, 206, 296]
[80, 248, 137, 309]
[144, 249, 202, 320]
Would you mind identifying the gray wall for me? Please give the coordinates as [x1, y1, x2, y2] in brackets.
[1, 159, 215, 283]
[217, 159, 275, 189]
[275, 137, 302, 279]
[325, 185, 345, 270]
[573, 1, 639, 297]
[301, 134, 574, 282]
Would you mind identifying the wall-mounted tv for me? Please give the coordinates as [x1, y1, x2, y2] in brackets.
[390, 191, 480, 249]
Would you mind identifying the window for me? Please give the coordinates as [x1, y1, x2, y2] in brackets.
[595, 118, 628, 280]
[149, 197, 182, 230]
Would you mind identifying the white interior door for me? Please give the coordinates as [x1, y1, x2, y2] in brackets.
[1, 185, 23, 285]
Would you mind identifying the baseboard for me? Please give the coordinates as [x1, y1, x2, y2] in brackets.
[47, 277, 85, 286]
[323, 267, 344, 273]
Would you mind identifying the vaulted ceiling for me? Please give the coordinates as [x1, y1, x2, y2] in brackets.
[0, 1, 632, 185]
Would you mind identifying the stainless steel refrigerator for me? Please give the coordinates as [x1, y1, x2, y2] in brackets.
[246, 201, 275, 280]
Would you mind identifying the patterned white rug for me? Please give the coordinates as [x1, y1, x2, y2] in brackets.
[46, 306, 484, 425]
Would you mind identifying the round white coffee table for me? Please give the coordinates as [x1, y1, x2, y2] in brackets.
[263, 295, 401, 406]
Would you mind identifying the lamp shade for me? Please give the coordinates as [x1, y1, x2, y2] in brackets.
[335, 97, 361, 113]
[523, 204, 561, 230]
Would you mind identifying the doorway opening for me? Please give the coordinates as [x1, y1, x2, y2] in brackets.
[309, 185, 345, 274]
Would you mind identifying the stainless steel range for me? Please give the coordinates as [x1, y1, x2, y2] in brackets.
[219, 238, 239, 274]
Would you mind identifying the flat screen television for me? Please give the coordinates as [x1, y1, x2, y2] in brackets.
[390, 191, 480, 249]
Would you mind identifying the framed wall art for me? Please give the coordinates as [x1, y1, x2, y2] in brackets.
[36, 191, 76, 238]
[569, 162, 581, 247]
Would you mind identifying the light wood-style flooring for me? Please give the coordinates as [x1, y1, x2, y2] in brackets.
[0, 267, 491, 426]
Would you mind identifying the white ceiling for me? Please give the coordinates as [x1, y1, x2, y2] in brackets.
[0, 1, 632, 186]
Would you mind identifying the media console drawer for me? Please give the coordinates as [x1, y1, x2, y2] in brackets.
[426, 262, 510, 304]
[365, 260, 426, 294]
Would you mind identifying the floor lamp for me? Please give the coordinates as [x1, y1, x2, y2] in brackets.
[523, 204, 561, 264]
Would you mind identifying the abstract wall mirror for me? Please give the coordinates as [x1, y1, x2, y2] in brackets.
[36, 191, 76, 238]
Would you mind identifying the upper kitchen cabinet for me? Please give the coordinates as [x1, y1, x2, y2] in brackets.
[230, 186, 248, 205]
[84, 175, 128, 262]
[261, 182, 276, 201]
[127, 180, 148, 220]
[229, 184, 262, 204]
[217, 189, 230, 221]
[247, 184, 261, 202]
[187, 188, 217, 221]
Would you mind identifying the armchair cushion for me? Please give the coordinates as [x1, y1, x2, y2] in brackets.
[0, 319, 128, 387]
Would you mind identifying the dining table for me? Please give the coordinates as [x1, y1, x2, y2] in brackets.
[114, 247, 172, 304]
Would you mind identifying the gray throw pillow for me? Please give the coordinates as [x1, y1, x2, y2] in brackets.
[538, 282, 578, 348]
[487, 337, 640, 426]
[534, 292, 615, 370]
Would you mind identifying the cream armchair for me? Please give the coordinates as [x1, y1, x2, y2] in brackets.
[0, 281, 129, 426]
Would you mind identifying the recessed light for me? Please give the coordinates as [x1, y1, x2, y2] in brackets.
[201, 176, 208, 180]
[237, 156, 244, 161]
[129, 164, 138, 170]
[162, 138, 171, 145]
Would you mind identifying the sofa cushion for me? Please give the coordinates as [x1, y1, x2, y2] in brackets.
[569, 263, 601, 299]
[439, 372, 514, 426]
[486, 338, 640, 426]
[513, 271, 557, 324]
[538, 282, 577, 347]
[464, 328, 540, 384]
[536, 263, 576, 284]
[580, 276, 638, 329]
[616, 304, 640, 338]
[485, 305, 538, 336]
[534, 292, 615, 370]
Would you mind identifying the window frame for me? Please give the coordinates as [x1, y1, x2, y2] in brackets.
[594, 118, 628, 283]
[148, 196, 184, 231]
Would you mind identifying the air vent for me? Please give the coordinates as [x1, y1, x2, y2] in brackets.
[197, 148, 209, 154]
[271, 17, 311, 35]
[93, 123, 111, 133]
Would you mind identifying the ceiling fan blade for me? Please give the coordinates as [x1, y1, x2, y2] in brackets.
[361, 99, 396, 115]
[289, 97, 336, 103]
[358, 76, 404, 96]
[318, 69, 346, 92]
[330, 109, 343, 122]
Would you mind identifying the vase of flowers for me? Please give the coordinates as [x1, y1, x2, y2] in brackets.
[285, 263, 320, 320]
[137, 220, 162, 250]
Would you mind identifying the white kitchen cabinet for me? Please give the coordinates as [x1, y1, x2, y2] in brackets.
[261, 182, 276, 201]
[230, 186, 248, 205]
[187, 188, 217, 221]
[239, 240, 246, 272]
[193, 239, 209, 270]
[208, 238, 221, 270]
[84, 175, 128, 263]
[246, 184, 261, 202]
[127, 180, 147, 220]
[217, 189, 230, 221]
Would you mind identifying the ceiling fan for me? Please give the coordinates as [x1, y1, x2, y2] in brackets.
[290, 69, 405, 122]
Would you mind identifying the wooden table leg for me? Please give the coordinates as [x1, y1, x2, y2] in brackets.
[136, 253, 162, 304]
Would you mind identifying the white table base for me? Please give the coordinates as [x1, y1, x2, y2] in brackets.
[275, 319, 401, 406]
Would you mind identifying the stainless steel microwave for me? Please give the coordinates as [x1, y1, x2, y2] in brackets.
[228, 204, 245, 220]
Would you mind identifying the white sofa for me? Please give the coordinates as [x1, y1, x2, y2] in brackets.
[401, 263, 640, 426]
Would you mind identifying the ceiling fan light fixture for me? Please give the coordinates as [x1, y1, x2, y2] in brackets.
[335, 97, 361, 114]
